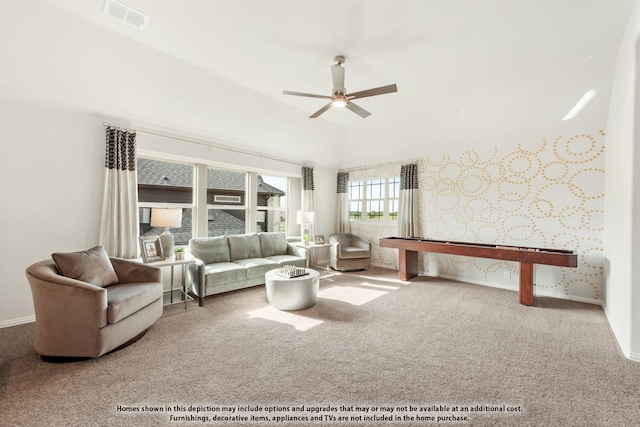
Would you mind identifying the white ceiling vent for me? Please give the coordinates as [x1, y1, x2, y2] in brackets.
[103, 0, 149, 29]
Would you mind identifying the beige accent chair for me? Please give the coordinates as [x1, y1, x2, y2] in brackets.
[329, 233, 372, 271]
[25, 246, 163, 361]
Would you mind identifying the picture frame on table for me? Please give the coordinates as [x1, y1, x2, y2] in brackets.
[315, 235, 325, 244]
[139, 236, 164, 263]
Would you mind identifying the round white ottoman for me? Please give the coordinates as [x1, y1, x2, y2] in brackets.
[265, 268, 320, 310]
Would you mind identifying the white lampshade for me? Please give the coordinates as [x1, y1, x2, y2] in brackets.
[296, 210, 315, 225]
[151, 208, 182, 259]
[151, 208, 182, 228]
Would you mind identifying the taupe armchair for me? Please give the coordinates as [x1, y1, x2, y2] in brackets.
[329, 233, 372, 271]
[25, 246, 163, 361]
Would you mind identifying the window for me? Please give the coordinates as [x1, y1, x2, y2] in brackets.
[137, 157, 292, 241]
[349, 178, 400, 221]
[258, 174, 287, 233]
[137, 158, 194, 246]
[207, 168, 247, 237]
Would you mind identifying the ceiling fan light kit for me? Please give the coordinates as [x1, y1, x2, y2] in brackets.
[283, 55, 397, 118]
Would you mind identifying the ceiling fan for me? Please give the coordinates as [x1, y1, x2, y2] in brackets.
[283, 55, 398, 119]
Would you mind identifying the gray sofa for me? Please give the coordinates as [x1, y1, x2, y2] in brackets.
[188, 232, 306, 306]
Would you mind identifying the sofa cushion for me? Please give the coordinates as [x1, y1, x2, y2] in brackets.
[338, 246, 371, 259]
[204, 262, 247, 286]
[234, 258, 278, 280]
[190, 236, 230, 264]
[259, 232, 289, 257]
[106, 282, 162, 324]
[229, 234, 262, 261]
[265, 255, 306, 267]
[52, 246, 119, 287]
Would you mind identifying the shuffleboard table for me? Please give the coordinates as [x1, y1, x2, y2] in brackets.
[379, 237, 578, 306]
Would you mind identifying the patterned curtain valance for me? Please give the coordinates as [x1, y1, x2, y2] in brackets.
[105, 127, 136, 171]
[337, 172, 349, 194]
[400, 163, 418, 190]
[302, 166, 315, 191]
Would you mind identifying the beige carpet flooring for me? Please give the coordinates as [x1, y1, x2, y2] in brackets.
[1, 267, 639, 426]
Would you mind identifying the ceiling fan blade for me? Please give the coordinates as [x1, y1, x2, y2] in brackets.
[345, 101, 371, 118]
[331, 64, 345, 92]
[347, 84, 398, 100]
[309, 102, 333, 118]
[283, 90, 332, 100]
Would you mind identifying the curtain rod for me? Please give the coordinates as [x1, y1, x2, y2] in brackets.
[103, 122, 303, 167]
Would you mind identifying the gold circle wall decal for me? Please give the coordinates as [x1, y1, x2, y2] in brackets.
[449, 225, 473, 241]
[499, 177, 531, 196]
[530, 198, 554, 218]
[421, 154, 451, 173]
[469, 198, 500, 223]
[460, 149, 480, 167]
[557, 206, 584, 231]
[500, 151, 541, 181]
[565, 279, 600, 298]
[498, 192, 525, 212]
[567, 168, 605, 200]
[578, 247, 604, 273]
[453, 204, 475, 224]
[436, 177, 457, 197]
[422, 175, 438, 191]
[553, 134, 604, 164]
[542, 161, 569, 182]
[565, 133, 597, 156]
[458, 168, 491, 197]
[581, 210, 604, 232]
[477, 225, 501, 243]
[502, 220, 538, 242]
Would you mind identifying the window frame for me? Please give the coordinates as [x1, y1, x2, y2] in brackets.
[137, 157, 196, 247]
[137, 156, 293, 242]
[349, 177, 400, 222]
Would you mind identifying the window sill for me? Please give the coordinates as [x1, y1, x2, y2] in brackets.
[349, 220, 397, 225]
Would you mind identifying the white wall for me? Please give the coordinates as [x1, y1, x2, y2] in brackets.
[604, 1, 640, 360]
[0, 97, 105, 326]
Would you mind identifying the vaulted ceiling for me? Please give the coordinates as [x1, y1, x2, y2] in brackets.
[0, 0, 634, 168]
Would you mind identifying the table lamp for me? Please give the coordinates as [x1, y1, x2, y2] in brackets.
[151, 208, 182, 259]
[296, 210, 315, 245]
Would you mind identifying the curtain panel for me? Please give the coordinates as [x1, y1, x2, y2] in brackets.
[336, 172, 351, 233]
[99, 127, 139, 258]
[301, 166, 316, 241]
[397, 163, 419, 238]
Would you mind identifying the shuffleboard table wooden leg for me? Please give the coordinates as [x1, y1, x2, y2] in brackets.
[399, 249, 419, 281]
[519, 262, 534, 306]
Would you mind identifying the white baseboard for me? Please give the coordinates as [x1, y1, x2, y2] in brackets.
[369, 264, 604, 306]
[434, 273, 604, 306]
[0, 315, 35, 329]
[630, 352, 640, 362]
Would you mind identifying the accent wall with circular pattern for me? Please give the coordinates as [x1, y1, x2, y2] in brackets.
[345, 131, 605, 303]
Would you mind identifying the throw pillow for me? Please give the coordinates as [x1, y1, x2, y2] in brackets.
[52, 246, 119, 287]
